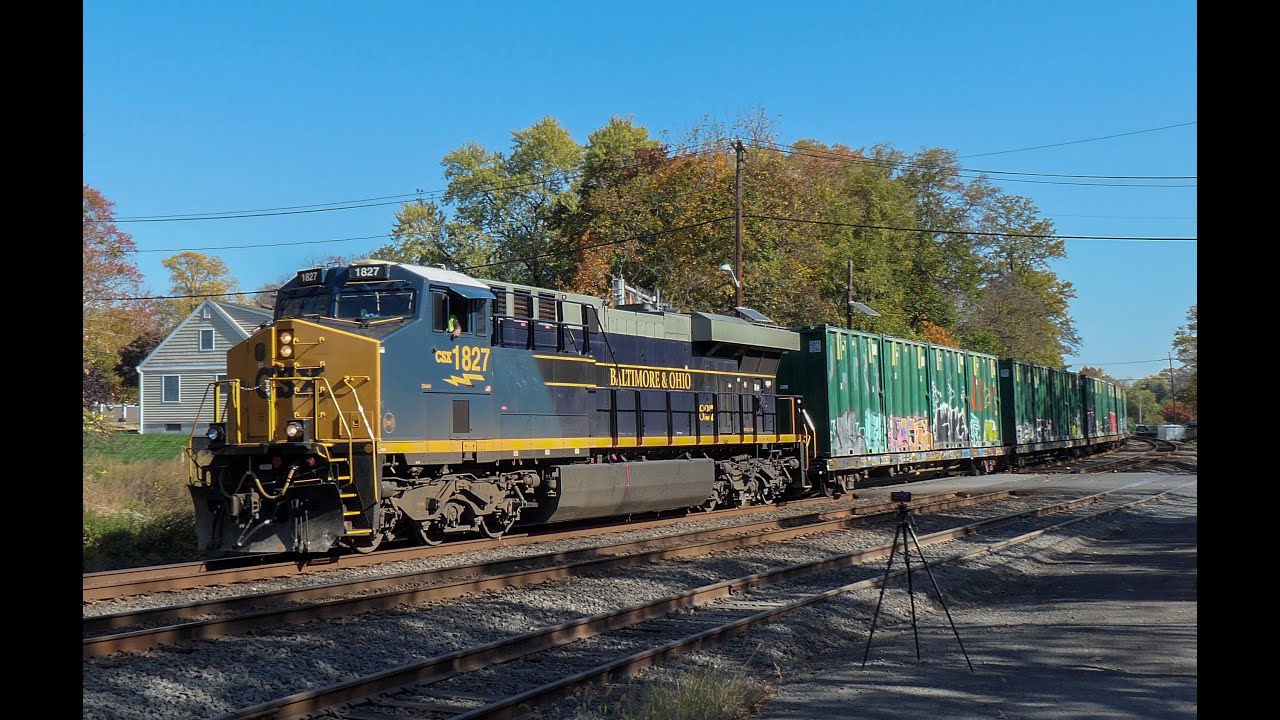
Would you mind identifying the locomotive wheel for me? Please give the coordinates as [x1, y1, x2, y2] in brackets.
[479, 512, 515, 539]
[417, 520, 446, 546]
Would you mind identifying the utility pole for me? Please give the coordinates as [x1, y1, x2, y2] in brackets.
[846, 259, 854, 329]
[733, 139, 745, 308]
[1168, 352, 1176, 410]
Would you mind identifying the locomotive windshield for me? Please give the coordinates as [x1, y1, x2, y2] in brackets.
[335, 282, 416, 321]
[275, 286, 330, 320]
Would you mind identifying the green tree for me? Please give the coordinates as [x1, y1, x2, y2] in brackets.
[159, 251, 239, 328]
[1172, 304, 1197, 412]
[442, 116, 583, 287]
[1127, 386, 1164, 425]
[371, 199, 492, 271]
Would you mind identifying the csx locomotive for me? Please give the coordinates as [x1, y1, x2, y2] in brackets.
[187, 260, 1126, 554]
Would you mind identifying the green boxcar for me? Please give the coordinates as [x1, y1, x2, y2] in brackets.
[965, 351, 1002, 447]
[1001, 360, 1085, 444]
[777, 325, 886, 457]
[1053, 368, 1084, 441]
[927, 344, 969, 449]
[1117, 385, 1128, 434]
[883, 336, 932, 452]
[1082, 375, 1123, 437]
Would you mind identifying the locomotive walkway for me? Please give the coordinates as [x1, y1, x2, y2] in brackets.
[758, 481, 1197, 720]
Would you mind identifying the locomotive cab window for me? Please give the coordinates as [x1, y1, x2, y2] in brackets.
[433, 290, 488, 336]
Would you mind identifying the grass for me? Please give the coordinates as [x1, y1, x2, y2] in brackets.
[83, 429, 204, 572]
[572, 668, 773, 720]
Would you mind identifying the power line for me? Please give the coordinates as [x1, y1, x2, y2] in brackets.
[88, 215, 735, 301]
[752, 142, 1195, 187]
[101, 142, 726, 224]
[744, 213, 1197, 241]
[1073, 358, 1177, 366]
[128, 233, 393, 253]
[759, 140, 1195, 180]
[957, 121, 1197, 159]
[111, 192, 428, 221]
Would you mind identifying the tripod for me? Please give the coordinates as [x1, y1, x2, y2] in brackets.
[860, 501, 974, 672]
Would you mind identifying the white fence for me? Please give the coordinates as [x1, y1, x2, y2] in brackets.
[91, 403, 140, 425]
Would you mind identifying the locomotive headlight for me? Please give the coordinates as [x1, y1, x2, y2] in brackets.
[285, 420, 306, 441]
[279, 344, 294, 358]
[205, 423, 226, 443]
[279, 331, 294, 357]
[279, 331, 293, 345]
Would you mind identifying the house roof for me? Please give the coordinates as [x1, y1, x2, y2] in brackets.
[138, 299, 273, 370]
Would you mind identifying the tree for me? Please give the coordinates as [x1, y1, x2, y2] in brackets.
[442, 116, 583, 287]
[158, 251, 239, 328]
[1162, 402, 1194, 424]
[1126, 386, 1164, 426]
[113, 328, 168, 401]
[83, 185, 160, 406]
[371, 199, 492, 271]
[1172, 304, 1197, 412]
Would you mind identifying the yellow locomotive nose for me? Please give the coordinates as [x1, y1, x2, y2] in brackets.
[224, 320, 381, 445]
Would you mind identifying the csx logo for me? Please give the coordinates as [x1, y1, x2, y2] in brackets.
[698, 403, 715, 422]
[435, 346, 491, 372]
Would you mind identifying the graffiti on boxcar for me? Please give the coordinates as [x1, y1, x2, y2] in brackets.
[832, 410, 868, 455]
[932, 401, 968, 446]
[889, 415, 933, 452]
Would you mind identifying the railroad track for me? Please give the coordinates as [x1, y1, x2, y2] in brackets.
[83, 490, 1004, 657]
[83, 492, 866, 603]
[197, 479, 1193, 720]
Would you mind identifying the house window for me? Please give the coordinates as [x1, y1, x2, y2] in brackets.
[202, 306, 211, 319]
[162, 375, 180, 403]
[200, 329, 214, 351]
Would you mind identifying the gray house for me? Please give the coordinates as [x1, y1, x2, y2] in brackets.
[137, 299, 273, 434]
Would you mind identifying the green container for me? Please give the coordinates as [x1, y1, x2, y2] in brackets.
[1000, 359, 1046, 444]
[927, 344, 969, 448]
[965, 351, 1002, 447]
[883, 336, 931, 452]
[1053, 368, 1084, 441]
[1083, 375, 1123, 436]
[1117, 385, 1128, 434]
[777, 326, 886, 457]
[1002, 360, 1086, 444]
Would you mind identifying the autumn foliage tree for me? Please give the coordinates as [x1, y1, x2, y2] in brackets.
[158, 251, 240, 328]
[83, 185, 160, 405]
[378, 110, 1079, 361]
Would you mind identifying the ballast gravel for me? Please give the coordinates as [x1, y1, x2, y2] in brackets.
[81, 477, 1189, 720]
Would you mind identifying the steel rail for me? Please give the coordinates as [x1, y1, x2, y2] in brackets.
[204, 482, 1186, 720]
[83, 492, 856, 602]
[84, 492, 1001, 657]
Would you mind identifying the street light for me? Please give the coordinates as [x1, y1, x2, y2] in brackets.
[719, 263, 741, 289]
[844, 258, 878, 327]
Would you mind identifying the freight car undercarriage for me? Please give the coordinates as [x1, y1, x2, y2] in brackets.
[191, 444, 807, 554]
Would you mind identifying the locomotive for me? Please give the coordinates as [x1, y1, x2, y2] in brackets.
[188, 260, 808, 553]
[187, 259, 1127, 554]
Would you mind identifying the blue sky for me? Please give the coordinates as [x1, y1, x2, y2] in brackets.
[83, 1, 1196, 380]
